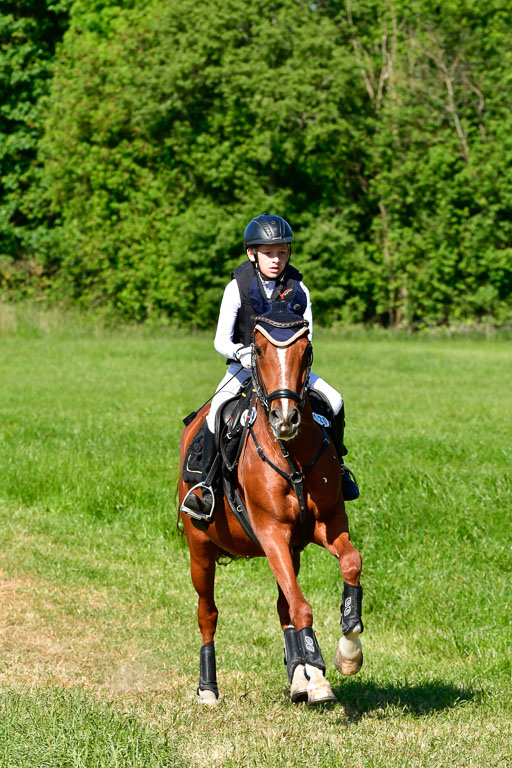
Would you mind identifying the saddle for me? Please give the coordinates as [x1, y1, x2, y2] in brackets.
[182, 380, 255, 485]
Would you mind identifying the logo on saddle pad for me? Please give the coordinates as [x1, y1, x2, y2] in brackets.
[313, 412, 330, 428]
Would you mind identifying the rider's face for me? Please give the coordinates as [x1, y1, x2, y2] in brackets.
[247, 243, 290, 279]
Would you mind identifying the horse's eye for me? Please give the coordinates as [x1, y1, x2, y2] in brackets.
[255, 346, 262, 357]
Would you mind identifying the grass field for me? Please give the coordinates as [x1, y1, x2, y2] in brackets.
[0, 310, 511, 767]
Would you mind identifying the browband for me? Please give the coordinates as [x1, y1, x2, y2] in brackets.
[252, 316, 308, 329]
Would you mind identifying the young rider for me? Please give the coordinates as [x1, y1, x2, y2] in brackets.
[182, 213, 359, 520]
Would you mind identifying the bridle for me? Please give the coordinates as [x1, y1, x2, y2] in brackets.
[247, 316, 328, 553]
[250, 317, 313, 415]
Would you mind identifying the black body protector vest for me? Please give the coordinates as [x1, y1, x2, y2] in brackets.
[230, 261, 304, 354]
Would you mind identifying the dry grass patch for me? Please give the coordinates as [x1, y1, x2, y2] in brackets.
[0, 569, 176, 697]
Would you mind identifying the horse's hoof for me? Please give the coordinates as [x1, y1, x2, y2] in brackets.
[290, 664, 308, 703]
[334, 630, 363, 676]
[335, 649, 363, 675]
[307, 680, 337, 706]
[305, 664, 337, 706]
[197, 688, 219, 705]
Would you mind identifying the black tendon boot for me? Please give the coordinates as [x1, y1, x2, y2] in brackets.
[333, 407, 359, 501]
[180, 426, 219, 525]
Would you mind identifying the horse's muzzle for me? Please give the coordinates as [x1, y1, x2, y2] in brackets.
[269, 405, 301, 440]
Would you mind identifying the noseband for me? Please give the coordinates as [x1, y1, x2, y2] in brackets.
[251, 318, 312, 414]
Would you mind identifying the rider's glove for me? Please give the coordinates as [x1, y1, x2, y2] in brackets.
[234, 345, 252, 369]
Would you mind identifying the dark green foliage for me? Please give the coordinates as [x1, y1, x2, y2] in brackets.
[0, 0, 71, 293]
[1, 0, 511, 327]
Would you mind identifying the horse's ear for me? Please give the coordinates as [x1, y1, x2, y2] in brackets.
[287, 284, 307, 317]
[249, 276, 271, 315]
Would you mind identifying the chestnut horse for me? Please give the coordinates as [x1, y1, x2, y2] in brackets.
[178, 314, 363, 705]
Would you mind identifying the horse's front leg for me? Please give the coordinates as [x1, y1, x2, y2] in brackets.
[186, 525, 221, 704]
[276, 553, 308, 703]
[262, 528, 336, 705]
[313, 509, 364, 676]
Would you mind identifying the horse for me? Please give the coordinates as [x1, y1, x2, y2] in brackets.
[178, 309, 364, 706]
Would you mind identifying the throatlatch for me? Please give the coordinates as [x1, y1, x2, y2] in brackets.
[198, 641, 219, 698]
[340, 582, 364, 635]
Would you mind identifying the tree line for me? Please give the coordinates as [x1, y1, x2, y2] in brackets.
[1, 0, 511, 328]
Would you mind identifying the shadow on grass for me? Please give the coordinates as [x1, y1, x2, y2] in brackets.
[331, 678, 475, 721]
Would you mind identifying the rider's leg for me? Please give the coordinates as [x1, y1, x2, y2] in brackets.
[183, 366, 250, 519]
[182, 427, 217, 517]
[309, 373, 342, 411]
[309, 373, 359, 500]
[205, 365, 251, 434]
[333, 404, 348, 457]
[201, 426, 217, 481]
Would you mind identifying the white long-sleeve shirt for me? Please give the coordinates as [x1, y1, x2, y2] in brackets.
[213, 275, 313, 360]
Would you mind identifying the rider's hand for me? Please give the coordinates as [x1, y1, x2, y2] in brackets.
[234, 345, 252, 369]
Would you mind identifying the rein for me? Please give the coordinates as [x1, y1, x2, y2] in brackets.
[248, 319, 326, 552]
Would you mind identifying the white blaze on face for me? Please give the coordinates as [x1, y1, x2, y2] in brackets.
[276, 346, 292, 419]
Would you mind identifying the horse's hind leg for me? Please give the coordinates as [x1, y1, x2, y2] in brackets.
[313, 512, 364, 676]
[187, 530, 220, 704]
[335, 582, 364, 676]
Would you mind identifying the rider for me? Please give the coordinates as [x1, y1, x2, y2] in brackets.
[182, 213, 359, 520]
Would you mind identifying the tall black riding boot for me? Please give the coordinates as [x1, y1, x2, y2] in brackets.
[333, 406, 348, 458]
[333, 407, 359, 501]
[180, 426, 219, 523]
[200, 426, 217, 486]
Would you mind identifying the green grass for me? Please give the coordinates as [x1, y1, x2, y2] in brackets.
[0, 313, 511, 767]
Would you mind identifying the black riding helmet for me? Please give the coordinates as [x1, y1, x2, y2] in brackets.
[243, 213, 294, 250]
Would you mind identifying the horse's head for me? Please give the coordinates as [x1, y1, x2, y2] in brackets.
[251, 316, 312, 441]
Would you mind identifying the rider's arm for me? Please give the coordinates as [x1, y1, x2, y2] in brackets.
[213, 279, 242, 360]
[301, 281, 313, 341]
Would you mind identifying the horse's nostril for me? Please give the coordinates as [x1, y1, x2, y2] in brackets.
[290, 409, 300, 427]
[269, 409, 280, 424]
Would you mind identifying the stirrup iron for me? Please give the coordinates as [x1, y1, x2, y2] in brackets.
[341, 463, 357, 482]
[180, 483, 215, 522]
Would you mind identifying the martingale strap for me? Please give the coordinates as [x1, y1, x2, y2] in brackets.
[248, 424, 330, 552]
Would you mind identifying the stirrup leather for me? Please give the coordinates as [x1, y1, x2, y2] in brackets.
[180, 483, 215, 522]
